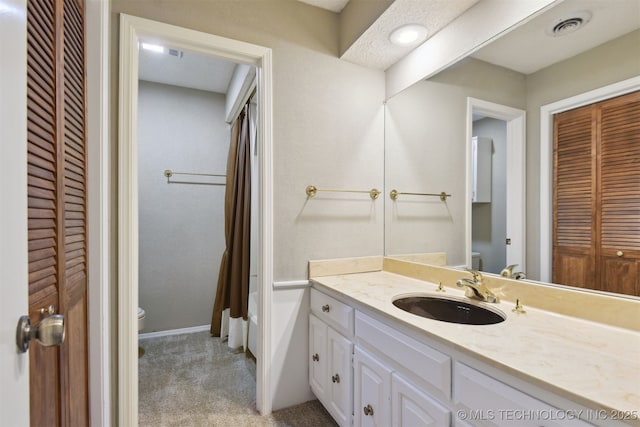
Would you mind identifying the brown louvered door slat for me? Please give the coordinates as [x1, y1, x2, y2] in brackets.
[27, 0, 89, 424]
[598, 91, 640, 296]
[552, 104, 597, 289]
[553, 91, 640, 296]
[60, 0, 89, 424]
[27, 0, 60, 424]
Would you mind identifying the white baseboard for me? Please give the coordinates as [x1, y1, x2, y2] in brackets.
[138, 324, 210, 340]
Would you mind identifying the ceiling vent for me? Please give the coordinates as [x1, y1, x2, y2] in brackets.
[168, 48, 184, 59]
[547, 11, 592, 37]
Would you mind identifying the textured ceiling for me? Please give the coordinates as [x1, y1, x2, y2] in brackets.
[472, 0, 640, 74]
[138, 45, 236, 94]
[138, 0, 640, 91]
[341, 0, 480, 70]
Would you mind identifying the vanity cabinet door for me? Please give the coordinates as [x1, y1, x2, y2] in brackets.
[327, 328, 353, 427]
[309, 314, 328, 400]
[354, 346, 392, 427]
[454, 362, 593, 427]
[392, 373, 450, 427]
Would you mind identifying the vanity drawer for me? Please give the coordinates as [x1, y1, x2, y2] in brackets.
[454, 362, 594, 426]
[310, 288, 354, 336]
[355, 311, 451, 403]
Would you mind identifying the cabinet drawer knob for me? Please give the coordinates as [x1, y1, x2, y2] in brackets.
[617, 250, 624, 257]
[331, 374, 340, 383]
[363, 404, 374, 416]
[312, 353, 319, 362]
[321, 304, 330, 313]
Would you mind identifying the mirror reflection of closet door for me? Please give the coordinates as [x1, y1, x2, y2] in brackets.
[553, 90, 640, 296]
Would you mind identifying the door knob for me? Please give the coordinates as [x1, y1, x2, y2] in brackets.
[363, 404, 374, 416]
[16, 314, 65, 353]
[617, 250, 624, 257]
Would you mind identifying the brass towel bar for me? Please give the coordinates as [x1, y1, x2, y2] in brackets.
[306, 185, 380, 200]
[389, 189, 451, 201]
[164, 169, 226, 186]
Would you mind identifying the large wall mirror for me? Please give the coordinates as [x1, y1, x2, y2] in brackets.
[384, 0, 640, 298]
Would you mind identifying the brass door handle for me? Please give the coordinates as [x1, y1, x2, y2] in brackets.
[321, 304, 330, 313]
[617, 250, 624, 257]
[331, 374, 340, 383]
[363, 404, 374, 416]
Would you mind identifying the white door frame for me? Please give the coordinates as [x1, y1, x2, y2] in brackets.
[539, 76, 640, 282]
[85, 0, 111, 425]
[466, 97, 526, 271]
[0, 0, 30, 424]
[118, 15, 273, 425]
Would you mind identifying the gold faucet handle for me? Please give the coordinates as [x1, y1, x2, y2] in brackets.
[465, 268, 482, 282]
[512, 299, 526, 314]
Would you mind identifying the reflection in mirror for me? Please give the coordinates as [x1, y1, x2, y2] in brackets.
[384, 0, 640, 297]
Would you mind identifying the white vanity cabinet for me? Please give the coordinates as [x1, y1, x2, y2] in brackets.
[392, 373, 451, 427]
[309, 289, 353, 427]
[454, 362, 594, 427]
[353, 344, 450, 427]
[354, 311, 452, 427]
[353, 346, 392, 427]
[310, 286, 604, 427]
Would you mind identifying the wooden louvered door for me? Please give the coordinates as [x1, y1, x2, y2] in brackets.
[597, 91, 640, 296]
[27, 0, 89, 425]
[553, 90, 640, 296]
[552, 104, 597, 289]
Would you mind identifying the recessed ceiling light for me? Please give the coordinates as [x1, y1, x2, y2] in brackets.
[546, 11, 592, 37]
[389, 24, 428, 46]
[141, 42, 164, 53]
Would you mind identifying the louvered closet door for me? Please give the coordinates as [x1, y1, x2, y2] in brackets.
[553, 91, 640, 296]
[552, 104, 597, 289]
[27, 0, 89, 425]
[598, 91, 640, 296]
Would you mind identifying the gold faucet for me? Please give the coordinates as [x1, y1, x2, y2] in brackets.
[500, 264, 526, 280]
[456, 269, 499, 303]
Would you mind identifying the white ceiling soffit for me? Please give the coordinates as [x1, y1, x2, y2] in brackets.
[138, 45, 236, 94]
[297, 0, 350, 12]
[341, 0, 481, 70]
[472, 0, 640, 75]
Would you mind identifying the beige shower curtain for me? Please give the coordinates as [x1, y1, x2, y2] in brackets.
[211, 102, 251, 349]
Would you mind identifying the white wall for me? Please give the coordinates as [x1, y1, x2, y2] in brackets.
[471, 118, 507, 274]
[112, 0, 385, 410]
[138, 81, 229, 332]
[385, 58, 526, 265]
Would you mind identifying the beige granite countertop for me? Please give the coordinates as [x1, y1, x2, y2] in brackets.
[311, 270, 640, 425]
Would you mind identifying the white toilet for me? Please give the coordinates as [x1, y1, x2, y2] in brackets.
[137, 307, 146, 331]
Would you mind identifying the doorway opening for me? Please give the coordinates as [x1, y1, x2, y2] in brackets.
[470, 118, 508, 274]
[465, 98, 526, 274]
[118, 15, 273, 425]
[135, 44, 261, 422]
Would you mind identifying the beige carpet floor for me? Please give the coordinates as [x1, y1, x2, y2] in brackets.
[139, 331, 337, 426]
